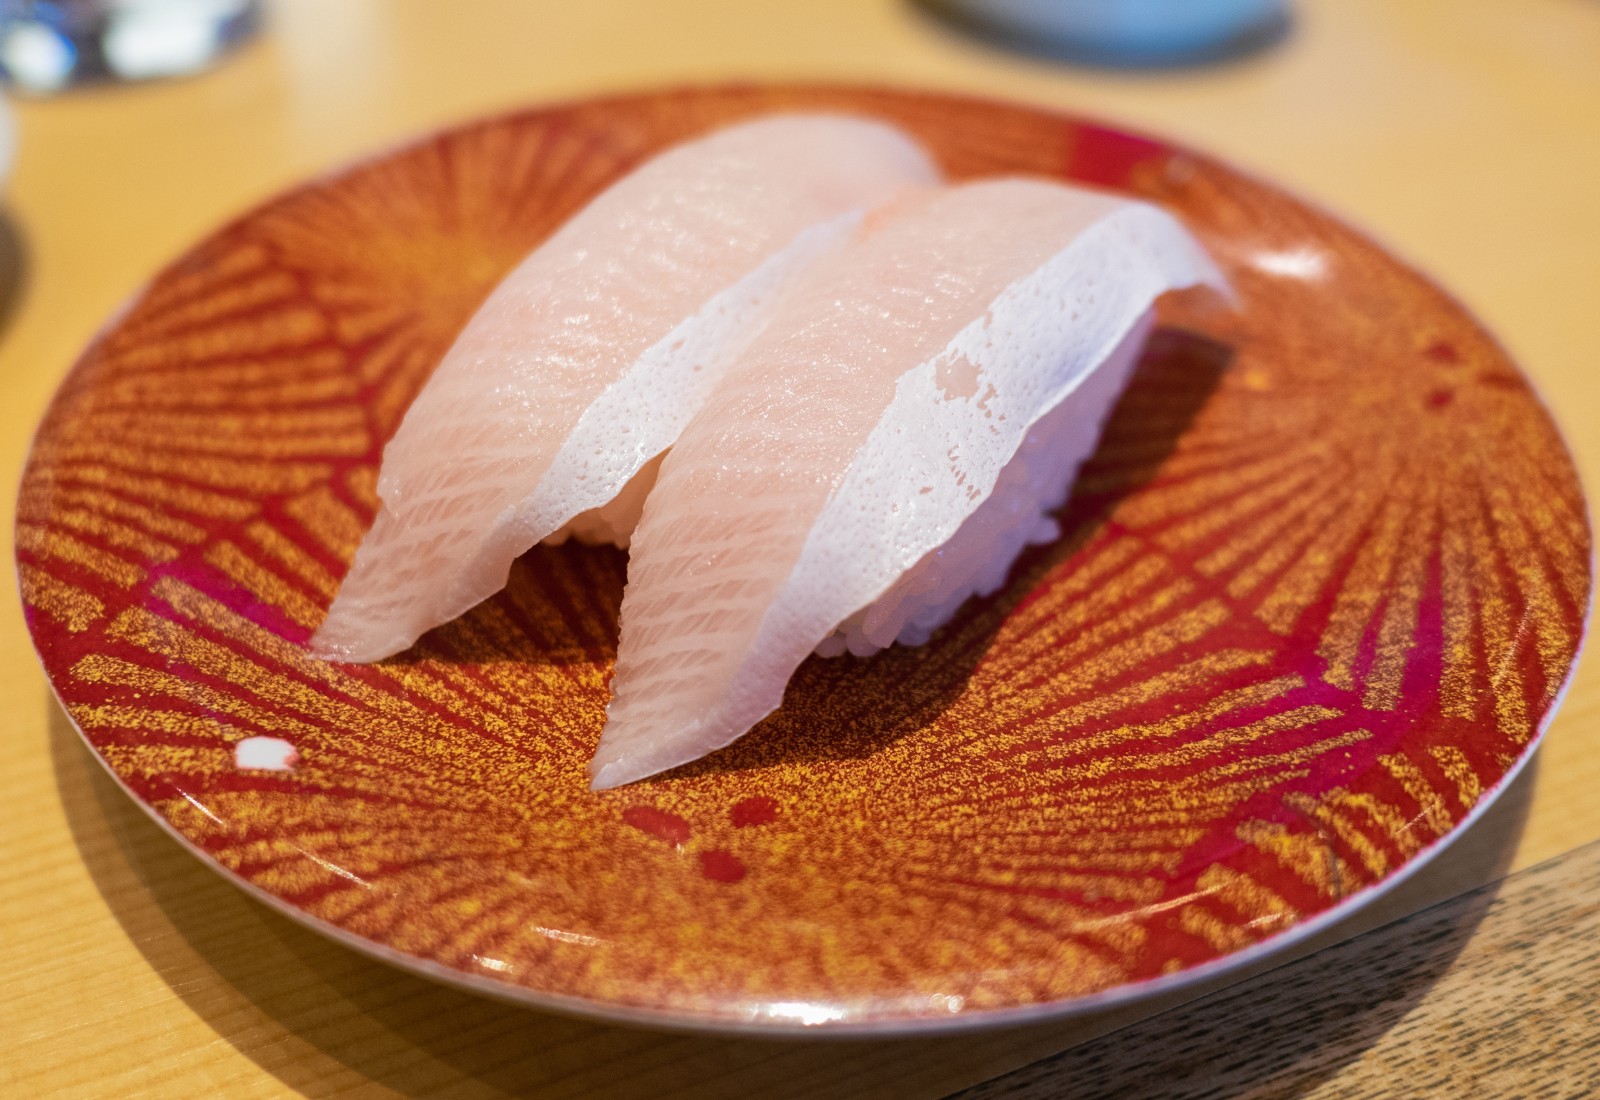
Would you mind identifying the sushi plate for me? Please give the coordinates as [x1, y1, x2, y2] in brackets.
[17, 85, 1591, 1036]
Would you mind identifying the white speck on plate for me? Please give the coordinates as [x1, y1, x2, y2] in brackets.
[235, 736, 298, 771]
[1252, 247, 1328, 280]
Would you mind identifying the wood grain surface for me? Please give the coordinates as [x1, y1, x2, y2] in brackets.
[948, 836, 1600, 1100]
[4, 0, 1599, 1096]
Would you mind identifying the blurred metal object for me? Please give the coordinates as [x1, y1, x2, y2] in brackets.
[926, 0, 1290, 67]
[0, 0, 260, 94]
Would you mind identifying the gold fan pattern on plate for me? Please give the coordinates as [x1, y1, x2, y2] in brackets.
[16, 86, 1589, 1029]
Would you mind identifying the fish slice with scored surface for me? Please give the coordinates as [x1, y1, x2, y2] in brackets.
[311, 114, 941, 663]
[591, 178, 1227, 789]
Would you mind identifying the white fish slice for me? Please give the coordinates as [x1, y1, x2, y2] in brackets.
[592, 178, 1227, 789]
[311, 115, 941, 662]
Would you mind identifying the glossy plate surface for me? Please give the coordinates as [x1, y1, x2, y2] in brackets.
[17, 86, 1590, 1035]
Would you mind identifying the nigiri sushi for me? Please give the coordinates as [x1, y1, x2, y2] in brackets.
[311, 115, 941, 662]
[591, 179, 1226, 789]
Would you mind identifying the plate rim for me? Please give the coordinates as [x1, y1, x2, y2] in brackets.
[21, 80, 1594, 1038]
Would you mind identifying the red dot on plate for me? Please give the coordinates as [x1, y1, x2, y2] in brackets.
[700, 849, 746, 883]
[730, 795, 778, 827]
[622, 806, 692, 847]
[1423, 340, 1460, 364]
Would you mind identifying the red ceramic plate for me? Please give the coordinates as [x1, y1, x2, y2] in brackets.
[17, 86, 1590, 1035]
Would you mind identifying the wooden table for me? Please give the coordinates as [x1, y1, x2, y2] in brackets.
[4, 1, 1598, 1095]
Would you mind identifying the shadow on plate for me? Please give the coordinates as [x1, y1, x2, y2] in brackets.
[907, 0, 1294, 71]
